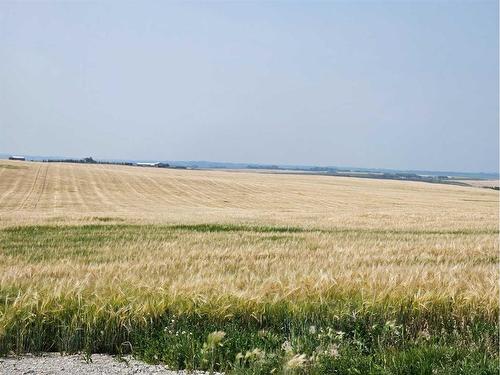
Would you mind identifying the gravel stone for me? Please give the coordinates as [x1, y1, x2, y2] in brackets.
[0, 354, 219, 374]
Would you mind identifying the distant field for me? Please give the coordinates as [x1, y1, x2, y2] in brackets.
[0, 161, 497, 230]
[0, 161, 498, 374]
[457, 179, 499, 189]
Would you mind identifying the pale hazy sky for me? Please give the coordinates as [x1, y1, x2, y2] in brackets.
[0, 1, 498, 172]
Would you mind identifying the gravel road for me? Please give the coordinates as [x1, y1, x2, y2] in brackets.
[0, 354, 219, 374]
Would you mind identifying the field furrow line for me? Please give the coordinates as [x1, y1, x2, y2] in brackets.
[33, 163, 50, 209]
[17, 164, 43, 211]
[51, 163, 61, 214]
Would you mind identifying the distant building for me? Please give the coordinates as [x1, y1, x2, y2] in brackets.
[8, 156, 25, 161]
[136, 162, 160, 167]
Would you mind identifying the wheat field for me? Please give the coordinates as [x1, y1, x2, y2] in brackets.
[0, 161, 496, 230]
[0, 160, 498, 373]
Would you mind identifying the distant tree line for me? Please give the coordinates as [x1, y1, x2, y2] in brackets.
[44, 157, 133, 166]
[42, 157, 178, 169]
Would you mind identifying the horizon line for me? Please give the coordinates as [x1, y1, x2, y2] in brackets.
[1, 151, 498, 177]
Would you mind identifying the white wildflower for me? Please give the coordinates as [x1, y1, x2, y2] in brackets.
[327, 344, 340, 358]
[281, 340, 293, 354]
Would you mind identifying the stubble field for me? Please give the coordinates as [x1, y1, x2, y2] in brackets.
[0, 161, 498, 374]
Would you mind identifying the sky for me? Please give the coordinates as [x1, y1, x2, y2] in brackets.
[0, 1, 498, 173]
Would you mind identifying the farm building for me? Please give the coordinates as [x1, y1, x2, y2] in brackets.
[8, 156, 25, 161]
[136, 162, 160, 167]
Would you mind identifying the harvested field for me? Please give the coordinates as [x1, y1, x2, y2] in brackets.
[0, 160, 498, 374]
[456, 179, 499, 189]
[0, 161, 496, 230]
